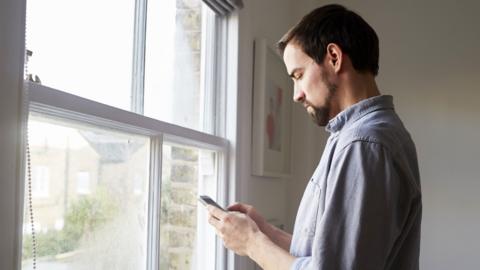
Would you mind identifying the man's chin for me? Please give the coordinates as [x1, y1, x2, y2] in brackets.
[308, 107, 329, 127]
[310, 115, 328, 127]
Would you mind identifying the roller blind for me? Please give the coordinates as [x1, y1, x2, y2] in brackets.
[202, 0, 243, 16]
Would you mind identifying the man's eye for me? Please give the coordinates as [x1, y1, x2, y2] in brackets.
[295, 73, 302, 80]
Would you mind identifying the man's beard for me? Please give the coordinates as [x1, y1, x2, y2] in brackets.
[308, 74, 337, 127]
[308, 105, 330, 127]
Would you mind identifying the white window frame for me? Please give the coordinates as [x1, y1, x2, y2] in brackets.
[21, 2, 233, 269]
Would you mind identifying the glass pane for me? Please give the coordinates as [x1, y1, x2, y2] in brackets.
[144, 0, 207, 131]
[22, 114, 150, 270]
[25, 0, 135, 110]
[160, 144, 218, 270]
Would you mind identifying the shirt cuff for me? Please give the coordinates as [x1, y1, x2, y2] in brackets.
[290, 257, 310, 270]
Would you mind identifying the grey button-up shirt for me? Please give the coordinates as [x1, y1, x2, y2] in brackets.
[290, 95, 422, 270]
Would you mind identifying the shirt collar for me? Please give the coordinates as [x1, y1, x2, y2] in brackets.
[325, 95, 394, 133]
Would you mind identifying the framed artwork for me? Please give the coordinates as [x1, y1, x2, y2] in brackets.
[251, 38, 293, 177]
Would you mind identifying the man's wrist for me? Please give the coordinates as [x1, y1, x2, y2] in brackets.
[246, 228, 296, 270]
[259, 220, 275, 238]
[247, 229, 268, 259]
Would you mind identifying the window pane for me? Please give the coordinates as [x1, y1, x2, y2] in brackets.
[22, 115, 150, 270]
[25, 0, 135, 110]
[144, 0, 207, 131]
[160, 144, 217, 270]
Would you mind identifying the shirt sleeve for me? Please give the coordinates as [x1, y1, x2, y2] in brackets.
[291, 140, 414, 270]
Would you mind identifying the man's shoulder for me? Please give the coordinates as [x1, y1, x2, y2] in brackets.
[336, 109, 412, 155]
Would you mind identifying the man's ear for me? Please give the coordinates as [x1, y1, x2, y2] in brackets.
[326, 43, 343, 73]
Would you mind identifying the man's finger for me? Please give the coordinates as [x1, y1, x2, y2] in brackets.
[227, 202, 248, 212]
[207, 205, 228, 220]
[208, 216, 226, 239]
[208, 213, 221, 228]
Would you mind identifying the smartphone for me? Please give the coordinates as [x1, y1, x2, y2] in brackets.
[198, 195, 226, 211]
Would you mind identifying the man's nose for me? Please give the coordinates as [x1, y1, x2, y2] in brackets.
[293, 86, 305, 103]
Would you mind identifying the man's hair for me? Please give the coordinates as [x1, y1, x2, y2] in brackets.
[277, 4, 379, 76]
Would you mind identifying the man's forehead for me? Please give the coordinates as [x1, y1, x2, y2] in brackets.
[283, 43, 303, 59]
[283, 43, 311, 72]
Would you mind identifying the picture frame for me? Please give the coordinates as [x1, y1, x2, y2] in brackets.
[251, 38, 293, 177]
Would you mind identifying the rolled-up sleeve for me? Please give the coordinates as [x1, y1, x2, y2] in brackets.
[291, 140, 414, 270]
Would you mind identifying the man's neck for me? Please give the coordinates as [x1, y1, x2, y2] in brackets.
[336, 72, 380, 113]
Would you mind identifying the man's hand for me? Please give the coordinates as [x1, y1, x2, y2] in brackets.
[228, 202, 292, 251]
[206, 204, 295, 269]
[207, 205, 261, 256]
[227, 203, 269, 234]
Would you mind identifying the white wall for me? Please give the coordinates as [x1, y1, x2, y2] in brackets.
[0, 0, 27, 269]
[284, 0, 480, 269]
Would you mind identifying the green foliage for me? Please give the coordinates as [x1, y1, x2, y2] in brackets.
[23, 188, 118, 260]
[63, 188, 117, 242]
[23, 229, 76, 259]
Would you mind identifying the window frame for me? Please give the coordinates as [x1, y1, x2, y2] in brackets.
[22, 1, 231, 269]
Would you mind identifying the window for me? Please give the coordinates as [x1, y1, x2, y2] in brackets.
[26, 0, 217, 133]
[25, 0, 136, 111]
[144, 0, 206, 131]
[24, 115, 151, 269]
[22, 0, 230, 269]
[160, 144, 218, 269]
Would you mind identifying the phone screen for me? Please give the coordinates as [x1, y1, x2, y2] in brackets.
[198, 195, 226, 211]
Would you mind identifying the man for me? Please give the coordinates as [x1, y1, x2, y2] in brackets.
[207, 4, 422, 270]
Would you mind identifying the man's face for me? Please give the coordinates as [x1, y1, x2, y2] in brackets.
[283, 43, 337, 126]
